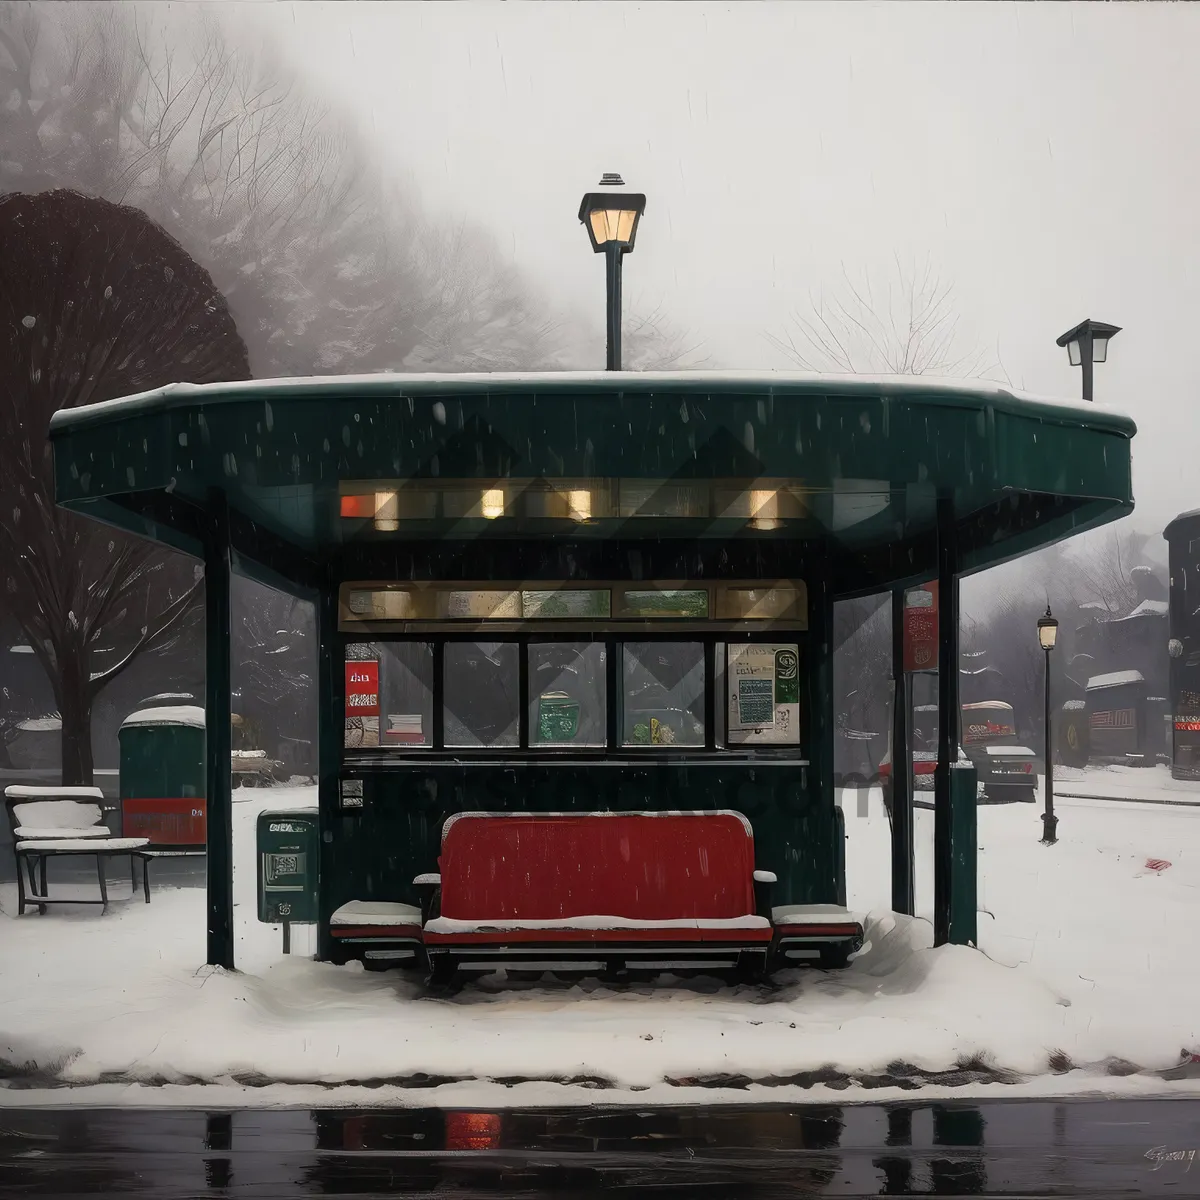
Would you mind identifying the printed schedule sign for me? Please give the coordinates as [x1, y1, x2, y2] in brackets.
[727, 644, 800, 745]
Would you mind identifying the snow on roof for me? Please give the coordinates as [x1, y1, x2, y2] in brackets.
[984, 745, 1036, 756]
[963, 701, 1014, 712]
[120, 705, 206, 730]
[47, 370, 1135, 435]
[1087, 670, 1145, 690]
[1078, 601, 1110, 612]
[8, 644, 33, 654]
[1115, 599, 1169, 621]
[1063, 700, 1087, 710]
[17, 717, 61, 732]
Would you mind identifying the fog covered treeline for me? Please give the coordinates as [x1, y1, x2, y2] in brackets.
[0, 1, 702, 780]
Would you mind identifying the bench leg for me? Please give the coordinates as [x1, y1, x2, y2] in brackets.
[131, 855, 137, 892]
[141, 856, 151, 904]
[96, 855, 109, 913]
[15, 853, 26, 916]
[37, 856, 47, 915]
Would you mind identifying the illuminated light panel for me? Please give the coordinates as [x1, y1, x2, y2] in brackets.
[374, 491, 399, 532]
[568, 489, 593, 521]
[481, 489, 505, 519]
[340, 494, 374, 519]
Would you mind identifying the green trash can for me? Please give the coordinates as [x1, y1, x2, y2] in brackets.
[257, 808, 319, 940]
[118, 704, 206, 849]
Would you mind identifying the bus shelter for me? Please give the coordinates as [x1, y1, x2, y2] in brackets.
[48, 373, 1135, 969]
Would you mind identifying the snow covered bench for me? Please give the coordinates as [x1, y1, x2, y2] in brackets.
[419, 811, 775, 985]
[329, 900, 424, 971]
[4, 786, 152, 914]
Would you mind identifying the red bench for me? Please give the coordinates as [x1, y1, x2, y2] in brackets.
[419, 810, 774, 984]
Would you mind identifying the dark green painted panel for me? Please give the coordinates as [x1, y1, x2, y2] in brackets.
[118, 725, 206, 798]
[324, 763, 838, 918]
[949, 764, 979, 947]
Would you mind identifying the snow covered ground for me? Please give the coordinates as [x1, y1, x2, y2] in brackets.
[1, 781, 1199, 1109]
[1054, 762, 1200, 805]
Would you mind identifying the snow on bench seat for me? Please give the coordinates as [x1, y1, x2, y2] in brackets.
[331, 901, 421, 927]
[330, 901, 422, 940]
[16, 837, 149, 852]
[772, 903, 865, 930]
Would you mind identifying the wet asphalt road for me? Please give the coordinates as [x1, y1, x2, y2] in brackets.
[1, 1098, 1199, 1198]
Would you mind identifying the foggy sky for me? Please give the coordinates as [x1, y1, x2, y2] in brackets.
[234, 0, 1198, 536]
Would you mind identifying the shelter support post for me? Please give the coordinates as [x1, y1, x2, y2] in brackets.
[933, 499, 961, 947]
[204, 491, 235, 970]
[315, 579, 342, 963]
[807, 560, 837, 901]
[949, 761, 978, 946]
[890, 587, 914, 916]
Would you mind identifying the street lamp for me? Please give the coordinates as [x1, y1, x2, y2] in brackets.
[1055, 319, 1121, 403]
[578, 173, 646, 371]
[1037, 605, 1059, 844]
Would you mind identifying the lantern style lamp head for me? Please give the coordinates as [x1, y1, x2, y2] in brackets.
[1056, 319, 1121, 401]
[578, 173, 647, 254]
[1037, 605, 1059, 652]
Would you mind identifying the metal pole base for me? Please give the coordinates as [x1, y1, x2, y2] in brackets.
[1040, 812, 1058, 845]
[282, 921, 291, 955]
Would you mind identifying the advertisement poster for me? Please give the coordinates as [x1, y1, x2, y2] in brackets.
[903, 582, 939, 672]
[727, 644, 800, 745]
[345, 661, 380, 716]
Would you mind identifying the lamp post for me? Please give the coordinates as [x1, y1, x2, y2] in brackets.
[1038, 605, 1059, 844]
[578, 173, 646, 371]
[1055, 319, 1121, 403]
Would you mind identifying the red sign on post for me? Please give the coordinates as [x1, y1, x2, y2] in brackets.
[903, 581, 939, 673]
[345, 661, 380, 717]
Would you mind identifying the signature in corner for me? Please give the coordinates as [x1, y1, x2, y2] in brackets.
[1145, 1145, 1196, 1172]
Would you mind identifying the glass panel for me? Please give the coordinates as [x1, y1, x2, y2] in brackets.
[444, 642, 519, 747]
[344, 641, 433, 749]
[1092, 336, 1109, 363]
[716, 585, 805, 621]
[726, 643, 801, 746]
[622, 642, 706, 747]
[529, 643, 607, 748]
[345, 588, 435, 620]
[1067, 338, 1082, 367]
[521, 589, 611, 619]
[621, 589, 709, 619]
[444, 590, 522, 619]
[590, 209, 615, 244]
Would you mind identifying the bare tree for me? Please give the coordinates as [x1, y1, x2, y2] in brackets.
[0, 4, 564, 378]
[622, 306, 710, 372]
[768, 255, 1006, 380]
[0, 189, 250, 782]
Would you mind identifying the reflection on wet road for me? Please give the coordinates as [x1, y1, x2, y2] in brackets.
[2, 1098, 1199, 1197]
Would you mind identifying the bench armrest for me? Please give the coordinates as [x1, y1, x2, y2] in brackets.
[413, 873, 441, 924]
[752, 869, 776, 917]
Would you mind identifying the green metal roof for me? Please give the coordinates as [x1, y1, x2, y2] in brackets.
[49, 371, 1136, 596]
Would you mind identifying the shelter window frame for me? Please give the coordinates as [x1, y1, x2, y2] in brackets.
[338, 629, 808, 761]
